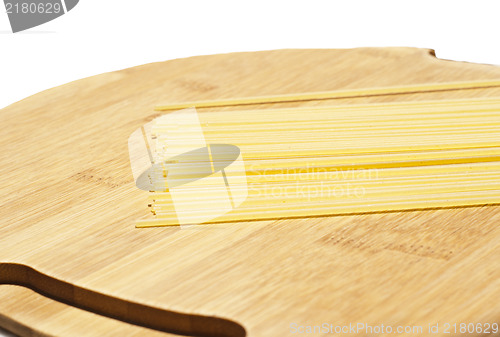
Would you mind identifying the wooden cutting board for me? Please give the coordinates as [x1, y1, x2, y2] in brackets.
[1, 48, 500, 337]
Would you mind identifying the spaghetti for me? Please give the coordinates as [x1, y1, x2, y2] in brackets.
[136, 87, 500, 227]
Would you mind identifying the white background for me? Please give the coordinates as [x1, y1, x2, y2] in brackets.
[1, 1, 500, 110]
[1, 0, 500, 336]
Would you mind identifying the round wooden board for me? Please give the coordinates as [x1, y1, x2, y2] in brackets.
[1, 48, 500, 337]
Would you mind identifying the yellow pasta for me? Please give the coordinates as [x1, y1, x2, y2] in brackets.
[155, 80, 500, 110]
[136, 87, 500, 227]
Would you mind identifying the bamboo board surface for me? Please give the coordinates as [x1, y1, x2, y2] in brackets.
[1, 48, 500, 336]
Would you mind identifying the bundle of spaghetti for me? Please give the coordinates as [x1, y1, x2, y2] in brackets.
[137, 92, 500, 227]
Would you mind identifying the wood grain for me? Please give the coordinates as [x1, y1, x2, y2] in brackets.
[1, 48, 500, 336]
